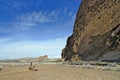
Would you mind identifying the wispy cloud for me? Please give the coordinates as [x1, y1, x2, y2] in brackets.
[5, 10, 60, 34]
[0, 23, 34, 35]
[0, 0, 24, 10]
[0, 38, 10, 43]
[63, 7, 67, 15]
[68, 10, 73, 17]
[1, 0, 42, 10]
[0, 0, 81, 59]
[0, 38, 67, 59]
[17, 11, 59, 23]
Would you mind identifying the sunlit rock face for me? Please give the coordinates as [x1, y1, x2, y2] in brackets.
[62, 0, 120, 62]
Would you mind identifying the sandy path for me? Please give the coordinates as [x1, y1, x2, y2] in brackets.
[0, 64, 120, 80]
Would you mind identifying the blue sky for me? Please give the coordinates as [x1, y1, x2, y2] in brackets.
[0, 0, 81, 59]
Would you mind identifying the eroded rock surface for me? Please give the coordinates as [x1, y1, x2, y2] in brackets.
[62, 0, 120, 61]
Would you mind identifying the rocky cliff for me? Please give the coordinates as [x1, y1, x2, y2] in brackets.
[62, 0, 120, 62]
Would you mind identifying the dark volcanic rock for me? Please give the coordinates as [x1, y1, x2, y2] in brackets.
[62, 0, 120, 61]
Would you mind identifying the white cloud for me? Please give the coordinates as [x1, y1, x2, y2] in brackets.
[0, 7, 75, 34]
[13, 22, 35, 32]
[0, 38, 67, 59]
[55, 38, 62, 42]
[5, 10, 60, 35]
[63, 7, 67, 15]
[17, 11, 59, 23]
[68, 10, 73, 17]
[72, 13, 76, 19]
[0, 38, 10, 43]
[4, 0, 24, 9]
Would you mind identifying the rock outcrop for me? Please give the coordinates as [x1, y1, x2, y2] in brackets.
[62, 0, 120, 62]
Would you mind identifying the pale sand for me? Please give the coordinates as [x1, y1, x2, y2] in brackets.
[0, 64, 120, 80]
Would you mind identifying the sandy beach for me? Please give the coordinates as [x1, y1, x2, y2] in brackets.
[0, 64, 120, 80]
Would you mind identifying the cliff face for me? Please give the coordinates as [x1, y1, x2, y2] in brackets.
[62, 0, 120, 61]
